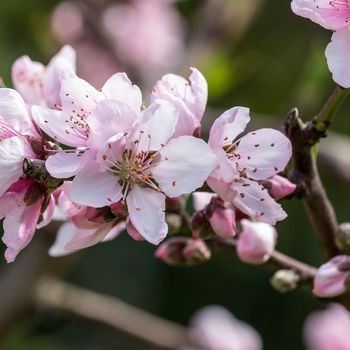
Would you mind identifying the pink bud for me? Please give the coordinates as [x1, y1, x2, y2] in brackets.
[262, 175, 296, 200]
[126, 216, 145, 241]
[236, 220, 277, 265]
[313, 255, 350, 298]
[155, 237, 211, 267]
[191, 210, 213, 240]
[209, 205, 236, 238]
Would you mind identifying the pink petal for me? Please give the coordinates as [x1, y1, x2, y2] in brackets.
[192, 192, 214, 212]
[232, 180, 287, 225]
[70, 164, 122, 207]
[207, 175, 237, 202]
[37, 194, 56, 229]
[43, 45, 76, 108]
[59, 72, 103, 116]
[102, 221, 126, 242]
[326, 28, 350, 88]
[236, 128, 292, 180]
[46, 151, 86, 178]
[153, 136, 217, 198]
[209, 206, 236, 238]
[133, 100, 178, 152]
[0, 89, 37, 137]
[291, 0, 350, 30]
[88, 99, 139, 150]
[126, 216, 145, 241]
[189, 67, 208, 121]
[2, 194, 42, 263]
[49, 221, 78, 257]
[208, 107, 250, 149]
[126, 186, 167, 244]
[11, 56, 45, 105]
[102, 73, 142, 112]
[0, 136, 35, 197]
[236, 219, 277, 265]
[31, 105, 88, 147]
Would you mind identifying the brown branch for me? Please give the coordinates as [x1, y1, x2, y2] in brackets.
[35, 276, 188, 350]
[207, 236, 317, 285]
[285, 108, 339, 258]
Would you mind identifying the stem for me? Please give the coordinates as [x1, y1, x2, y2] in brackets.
[207, 237, 316, 285]
[313, 85, 349, 133]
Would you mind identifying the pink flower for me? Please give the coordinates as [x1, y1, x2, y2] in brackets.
[236, 219, 277, 265]
[32, 72, 142, 177]
[188, 306, 262, 350]
[304, 303, 350, 350]
[291, 1, 350, 87]
[207, 107, 291, 225]
[151, 68, 207, 137]
[261, 175, 296, 200]
[12, 45, 76, 107]
[102, 0, 184, 75]
[65, 99, 217, 244]
[0, 180, 55, 262]
[313, 255, 350, 298]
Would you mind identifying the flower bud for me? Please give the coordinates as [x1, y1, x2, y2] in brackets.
[313, 255, 350, 298]
[270, 270, 299, 293]
[166, 213, 182, 235]
[155, 237, 211, 267]
[261, 175, 296, 200]
[236, 220, 277, 265]
[336, 223, 350, 253]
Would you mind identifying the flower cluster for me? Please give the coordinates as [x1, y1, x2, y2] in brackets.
[0, 46, 293, 262]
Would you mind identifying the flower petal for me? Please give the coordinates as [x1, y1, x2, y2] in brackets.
[102, 72, 142, 112]
[32, 105, 87, 147]
[192, 192, 214, 212]
[0, 89, 37, 136]
[326, 28, 350, 88]
[189, 67, 208, 120]
[0, 136, 35, 197]
[232, 179, 287, 225]
[70, 164, 122, 207]
[235, 128, 292, 180]
[153, 136, 217, 198]
[88, 99, 139, 150]
[49, 221, 78, 257]
[208, 107, 250, 149]
[126, 186, 167, 244]
[46, 151, 86, 178]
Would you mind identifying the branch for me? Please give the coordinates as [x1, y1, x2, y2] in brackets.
[285, 108, 340, 258]
[35, 276, 188, 350]
[207, 236, 317, 285]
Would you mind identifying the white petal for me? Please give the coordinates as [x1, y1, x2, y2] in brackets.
[49, 221, 78, 257]
[192, 192, 214, 212]
[46, 152, 85, 178]
[126, 186, 167, 244]
[153, 136, 217, 198]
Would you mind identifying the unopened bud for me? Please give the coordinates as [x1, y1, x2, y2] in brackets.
[270, 270, 299, 293]
[236, 220, 277, 265]
[166, 213, 182, 235]
[313, 255, 350, 298]
[155, 237, 211, 267]
[261, 175, 296, 200]
[336, 223, 350, 253]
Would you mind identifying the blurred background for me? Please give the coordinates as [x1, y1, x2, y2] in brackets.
[1, 0, 350, 349]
